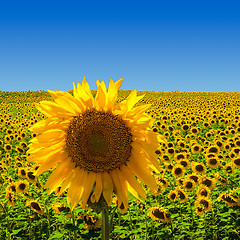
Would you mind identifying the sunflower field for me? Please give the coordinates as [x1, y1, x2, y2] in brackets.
[0, 88, 240, 240]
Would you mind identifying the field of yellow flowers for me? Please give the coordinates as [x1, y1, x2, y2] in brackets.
[0, 89, 240, 240]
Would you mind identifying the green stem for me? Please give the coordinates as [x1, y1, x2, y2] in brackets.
[109, 205, 118, 232]
[71, 210, 77, 240]
[0, 202, 10, 233]
[189, 198, 194, 226]
[45, 207, 51, 238]
[170, 221, 174, 240]
[101, 207, 110, 240]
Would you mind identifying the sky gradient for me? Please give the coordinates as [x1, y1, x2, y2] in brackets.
[0, 0, 240, 92]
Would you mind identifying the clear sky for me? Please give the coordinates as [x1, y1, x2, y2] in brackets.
[0, 0, 240, 92]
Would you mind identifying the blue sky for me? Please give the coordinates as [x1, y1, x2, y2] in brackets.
[0, 0, 239, 92]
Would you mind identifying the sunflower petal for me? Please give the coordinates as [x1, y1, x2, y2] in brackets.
[44, 158, 75, 194]
[102, 172, 113, 206]
[121, 164, 146, 199]
[110, 169, 129, 211]
[90, 173, 103, 203]
[81, 172, 96, 208]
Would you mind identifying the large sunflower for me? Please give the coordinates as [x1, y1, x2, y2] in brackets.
[27, 77, 161, 213]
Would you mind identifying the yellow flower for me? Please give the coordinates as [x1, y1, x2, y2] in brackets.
[182, 178, 195, 191]
[172, 164, 185, 178]
[195, 197, 212, 212]
[52, 203, 71, 217]
[148, 207, 172, 223]
[26, 200, 44, 215]
[81, 214, 101, 230]
[217, 193, 240, 207]
[27, 77, 160, 213]
[16, 180, 29, 193]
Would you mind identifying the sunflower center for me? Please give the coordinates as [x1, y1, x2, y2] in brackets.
[65, 109, 132, 173]
[87, 132, 108, 156]
[152, 209, 165, 219]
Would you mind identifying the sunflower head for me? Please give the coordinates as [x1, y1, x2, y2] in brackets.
[195, 197, 212, 212]
[148, 207, 171, 223]
[16, 180, 29, 193]
[27, 77, 160, 213]
[26, 201, 44, 215]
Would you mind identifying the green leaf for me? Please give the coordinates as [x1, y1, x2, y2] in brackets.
[64, 223, 79, 231]
[11, 229, 22, 235]
[48, 231, 64, 239]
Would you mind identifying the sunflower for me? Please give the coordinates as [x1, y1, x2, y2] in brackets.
[165, 163, 174, 171]
[27, 77, 160, 213]
[178, 159, 189, 169]
[18, 167, 27, 178]
[20, 141, 28, 148]
[197, 184, 210, 198]
[16, 146, 25, 154]
[187, 173, 199, 184]
[190, 127, 199, 135]
[225, 163, 234, 175]
[26, 171, 37, 183]
[192, 162, 206, 175]
[172, 164, 185, 178]
[26, 200, 44, 215]
[217, 193, 240, 207]
[206, 145, 220, 155]
[174, 152, 186, 161]
[191, 144, 202, 154]
[155, 176, 169, 189]
[168, 190, 178, 202]
[6, 183, 17, 193]
[182, 124, 189, 131]
[206, 157, 220, 168]
[4, 144, 12, 152]
[195, 205, 205, 216]
[199, 176, 216, 191]
[195, 197, 212, 212]
[214, 173, 228, 186]
[5, 190, 15, 207]
[16, 180, 29, 193]
[148, 207, 172, 223]
[232, 158, 240, 168]
[81, 214, 102, 230]
[52, 203, 71, 217]
[182, 178, 195, 191]
[176, 187, 188, 202]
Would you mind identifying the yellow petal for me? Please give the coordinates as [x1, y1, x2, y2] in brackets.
[81, 172, 96, 208]
[73, 77, 94, 108]
[44, 158, 75, 194]
[37, 101, 75, 117]
[106, 78, 123, 111]
[95, 81, 107, 110]
[110, 169, 129, 210]
[128, 154, 158, 192]
[67, 168, 88, 210]
[90, 173, 103, 203]
[102, 172, 113, 206]
[121, 164, 146, 199]
[30, 129, 66, 143]
[47, 90, 67, 100]
[126, 104, 152, 118]
[52, 95, 80, 115]
[35, 150, 68, 176]
[28, 140, 65, 155]
[126, 89, 145, 113]
[58, 170, 75, 196]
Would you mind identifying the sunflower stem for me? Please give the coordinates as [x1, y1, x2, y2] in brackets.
[109, 205, 118, 232]
[71, 210, 77, 240]
[101, 207, 110, 240]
